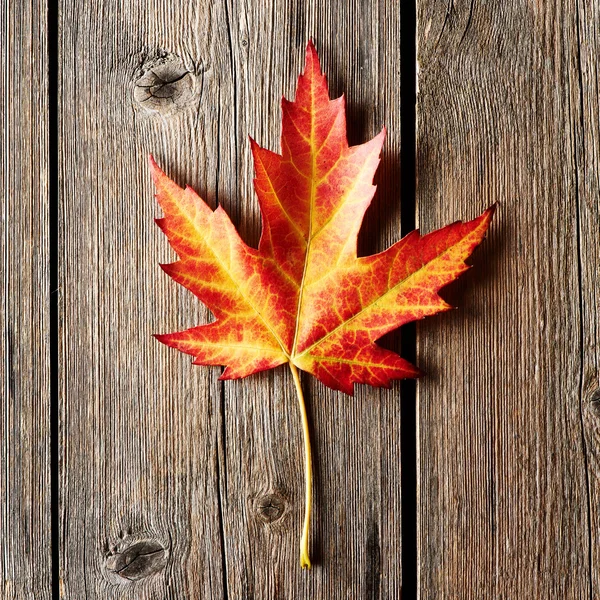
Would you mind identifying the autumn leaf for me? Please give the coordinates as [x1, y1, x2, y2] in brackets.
[150, 40, 494, 569]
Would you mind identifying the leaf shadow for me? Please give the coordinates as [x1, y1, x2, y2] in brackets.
[415, 206, 507, 379]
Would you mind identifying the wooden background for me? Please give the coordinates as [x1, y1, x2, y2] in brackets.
[2, 0, 599, 598]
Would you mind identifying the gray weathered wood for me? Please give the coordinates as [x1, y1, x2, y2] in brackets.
[58, 2, 228, 597]
[59, 0, 404, 597]
[416, 1, 599, 597]
[219, 3, 403, 597]
[1, 0, 52, 597]
[216, 2, 401, 598]
[577, 0, 600, 594]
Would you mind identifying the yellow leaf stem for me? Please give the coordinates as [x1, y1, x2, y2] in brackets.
[289, 361, 312, 569]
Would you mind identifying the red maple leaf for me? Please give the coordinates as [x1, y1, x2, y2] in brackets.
[150, 41, 494, 568]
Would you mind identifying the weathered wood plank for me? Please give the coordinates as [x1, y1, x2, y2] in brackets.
[0, 0, 52, 597]
[58, 2, 231, 597]
[416, 1, 599, 597]
[577, 1, 600, 595]
[218, 2, 403, 597]
[59, 0, 406, 597]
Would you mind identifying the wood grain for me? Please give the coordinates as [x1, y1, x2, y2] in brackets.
[58, 2, 228, 597]
[0, 0, 52, 597]
[416, 1, 599, 597]
[577, 0, 600, 595]
[218, 2, 403, 598]
[58, 0, 404, 597]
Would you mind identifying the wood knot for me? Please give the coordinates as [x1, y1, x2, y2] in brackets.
[105, 540, 167, 581]
[133, 52, 201, 115]
[255, 492, 287, 524]
[587, 388, 600, 418]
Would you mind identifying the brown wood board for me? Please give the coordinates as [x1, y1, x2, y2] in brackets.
[1, 0, 52, 597]
[416, 1, 599, 597]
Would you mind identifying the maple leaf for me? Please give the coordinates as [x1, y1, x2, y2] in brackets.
[150, 41, 494, 568]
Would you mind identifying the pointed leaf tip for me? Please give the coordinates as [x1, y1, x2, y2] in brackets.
[148, 154, 164, 184]
[304, 39, 322, 76]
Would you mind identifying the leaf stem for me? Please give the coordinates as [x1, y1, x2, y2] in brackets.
[289, 361, 312, 569]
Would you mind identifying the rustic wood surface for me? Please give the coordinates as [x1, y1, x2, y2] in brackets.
[58, 1, 403, 598]
[416, 1, 599, 598]
[578, 2, 600, 592]
[1, 0, 52, 598]
[3, 0, 599, 598]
